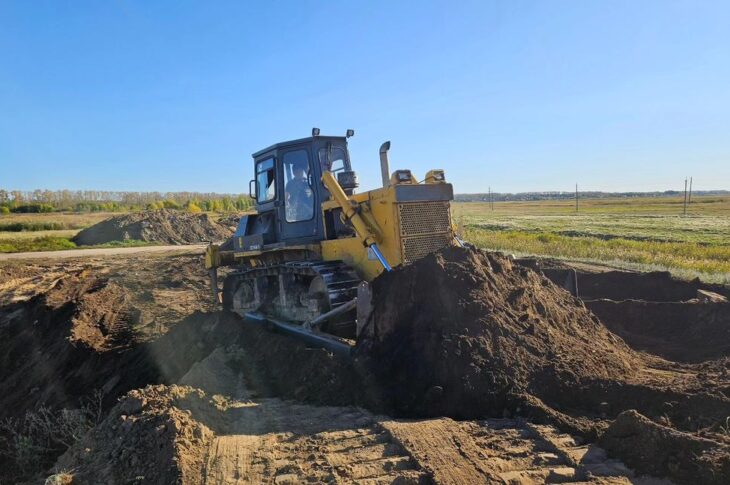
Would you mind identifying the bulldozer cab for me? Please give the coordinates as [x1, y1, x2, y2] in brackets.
[248, 135, 353, 245]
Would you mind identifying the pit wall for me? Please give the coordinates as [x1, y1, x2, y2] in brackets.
[528, 262, 730, 363]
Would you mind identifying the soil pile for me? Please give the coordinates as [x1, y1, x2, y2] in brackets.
[72, 209, 233, 246]
[216, 213, 242, 231]
[599, 410, 730, 485]
[52, 385, 213, 485]
[359, 246, 730, 483]
[358, 246, 641, 419]
[0, 255, 373, 482]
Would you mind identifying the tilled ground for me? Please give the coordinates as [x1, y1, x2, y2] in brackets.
[0, 249, 728, 484]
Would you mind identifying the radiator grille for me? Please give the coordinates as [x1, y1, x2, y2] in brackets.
[398, 201, 451, 237]
[401, 233, 453, 264]
[398, 201, 452, 264]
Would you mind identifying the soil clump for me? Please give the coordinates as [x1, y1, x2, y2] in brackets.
[72, 209, 233, 246]
[52, 385, 214, 485]
[599, 410, 730, 485]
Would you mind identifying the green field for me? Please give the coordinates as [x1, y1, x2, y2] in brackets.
[3, 197, 729, 284]
[0, 212, 113, 252]
[453, 195, 730, 284]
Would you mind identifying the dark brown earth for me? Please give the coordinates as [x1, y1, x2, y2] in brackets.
[358, 246, 730, 483]
[2, 248, 730, 484]
[586, 299, 730, 363]
[53, 385, 214, 485]
[72, 209, 235, 246]
[600, 410, 730, 485]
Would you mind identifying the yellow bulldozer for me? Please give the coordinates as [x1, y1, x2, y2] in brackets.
[205, 128, 461, 355]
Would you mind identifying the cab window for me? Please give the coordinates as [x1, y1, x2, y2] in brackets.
[318, 145, 347, 173]
[256, 157, 276, 202]
[283, 150, 314, 222]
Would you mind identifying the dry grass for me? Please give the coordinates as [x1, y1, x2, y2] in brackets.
[0, 230, 79, 241]
[0, 212, 113, 228]
[455, 195, 730, 284]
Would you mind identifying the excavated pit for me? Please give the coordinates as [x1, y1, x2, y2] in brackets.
[532, 261, 730, 363]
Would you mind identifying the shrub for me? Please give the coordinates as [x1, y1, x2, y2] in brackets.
[186, 201, 202, 213]
[0, 391, 104, 481]
[162, 199, 181, 210]
[0, 206, 9, 215]
[11, 204, 54, 213]
[0, 222, 64, 232]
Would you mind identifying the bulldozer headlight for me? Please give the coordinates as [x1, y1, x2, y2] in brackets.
[425, 169, 446, 184]
[391, 169, 414, 185]
[312, 127, 321, 137]
[346, 129, 355, 138]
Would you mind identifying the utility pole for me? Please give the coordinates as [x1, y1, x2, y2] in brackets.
[683, 178, 688, 215]
[688, 177, 693, 206]
[575, 184, 578, 212]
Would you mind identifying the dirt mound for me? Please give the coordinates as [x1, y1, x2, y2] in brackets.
[359, 247, 730, 471]
[72, 209, 233, 246]
[358, 246, 642, 419]
[600, 410, 730, 485]
[216, 213, 242, 231]
[52, 385, 213, 485]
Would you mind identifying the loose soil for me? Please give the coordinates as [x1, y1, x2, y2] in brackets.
[358, 246, 730, 482]
[53, 350, 657, 485]
[72, 209, 235, 246]
[520, 258, 730, 301]
[2, 248, 730, 483]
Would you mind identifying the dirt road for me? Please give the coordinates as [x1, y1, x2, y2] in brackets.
[0, 243, 206, 260]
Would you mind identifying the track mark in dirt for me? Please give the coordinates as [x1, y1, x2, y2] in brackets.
[186, 348, 654, 484]
[204, 416, 425, 484]
[382, 418, 664, 484]
[178, 346, 426, 484]
[381, 419, 490, 483]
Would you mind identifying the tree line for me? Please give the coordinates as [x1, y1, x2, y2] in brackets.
[0, 189, 253, 214]
[455, 189, 730, 203]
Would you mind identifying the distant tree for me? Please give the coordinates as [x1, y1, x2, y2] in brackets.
[186, 201, 202, 213]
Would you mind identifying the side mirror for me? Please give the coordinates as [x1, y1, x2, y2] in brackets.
[249, 179, 256, 200]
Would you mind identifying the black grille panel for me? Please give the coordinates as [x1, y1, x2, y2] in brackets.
[398, 201, 452, 264]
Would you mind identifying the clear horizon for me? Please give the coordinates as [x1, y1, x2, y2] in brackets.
[1, 1, 729, 194]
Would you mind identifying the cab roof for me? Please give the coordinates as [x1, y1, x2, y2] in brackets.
[252, 135, 347, 159]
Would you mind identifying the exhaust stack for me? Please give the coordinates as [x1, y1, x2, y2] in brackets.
[379, 141, 391, 188]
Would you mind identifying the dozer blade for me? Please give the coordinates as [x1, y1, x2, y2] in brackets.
[243, 312, 353, 358]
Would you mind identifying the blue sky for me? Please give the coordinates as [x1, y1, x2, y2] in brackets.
[1, 1, 729, 193]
